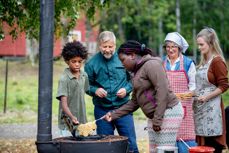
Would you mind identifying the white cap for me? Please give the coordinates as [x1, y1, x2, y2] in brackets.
[164, 32, 189, 53]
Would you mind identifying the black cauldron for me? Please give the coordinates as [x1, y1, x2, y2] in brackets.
[36, 135, 129, 153]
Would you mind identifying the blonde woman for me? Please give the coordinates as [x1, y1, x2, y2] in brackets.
[194, 27, 229, 153]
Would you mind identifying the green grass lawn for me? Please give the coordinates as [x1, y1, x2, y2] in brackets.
[0, 59, 229, 124]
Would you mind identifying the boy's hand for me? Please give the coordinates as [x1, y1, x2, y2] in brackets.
[95, 88, 107, 98]
[71, 116, 79, 125]
[116, 88, 126, 98]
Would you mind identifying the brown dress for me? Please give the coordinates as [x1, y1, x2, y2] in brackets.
[196, 56, 229, 150]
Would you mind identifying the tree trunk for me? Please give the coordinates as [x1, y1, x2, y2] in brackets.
[192, 0, 197, 63]
[117, 10, 125, 42]
[192, 19, 197, 63]
[176, 0, 181, 33]
[158, 18, 163, 58]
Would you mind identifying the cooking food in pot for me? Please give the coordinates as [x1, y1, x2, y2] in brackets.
[77, 121, 97, 137]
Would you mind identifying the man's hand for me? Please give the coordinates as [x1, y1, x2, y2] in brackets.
[104, 112, 112, 122]
[95, 88, 107, 98]
[116, 88, 126, 98]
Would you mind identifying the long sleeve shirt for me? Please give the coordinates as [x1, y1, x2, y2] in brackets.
[85, 52, 132, 108]
[111, 55, 178, 126]
[207, 56, 229, 92]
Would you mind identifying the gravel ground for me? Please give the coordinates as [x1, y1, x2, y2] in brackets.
[1, 122, 228, 153]
[0, 120, 148, 140]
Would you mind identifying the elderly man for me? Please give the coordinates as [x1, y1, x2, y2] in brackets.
[85, 31, 139, 153]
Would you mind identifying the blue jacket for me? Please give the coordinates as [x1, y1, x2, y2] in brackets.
[85, 52, 132, 108]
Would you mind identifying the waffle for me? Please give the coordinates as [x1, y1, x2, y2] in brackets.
[77, 121, 97, 137]
[175, 92, 193, 100]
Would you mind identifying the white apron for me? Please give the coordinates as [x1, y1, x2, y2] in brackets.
[164, 55, 195, 140]
[193, 57, 222, 136]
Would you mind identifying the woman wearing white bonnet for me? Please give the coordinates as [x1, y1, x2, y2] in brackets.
[164, 32, 189, 53]
[163, 32, 197, 153]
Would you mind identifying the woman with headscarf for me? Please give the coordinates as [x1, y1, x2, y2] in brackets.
[163, 32, 197, 153]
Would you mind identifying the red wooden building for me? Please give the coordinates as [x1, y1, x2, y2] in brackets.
[0, 15, 99, 58]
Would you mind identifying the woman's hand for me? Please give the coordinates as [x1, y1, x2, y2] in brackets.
[196, 88, 222, 103]
[153, 125, 161, 132]
[197, 95, 209, 103]
[104, 112, 112, 122]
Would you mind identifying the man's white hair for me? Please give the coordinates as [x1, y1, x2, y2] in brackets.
[98, 31, 116, 44]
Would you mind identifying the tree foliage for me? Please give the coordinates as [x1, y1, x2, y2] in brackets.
[0, 0, 115, 39]
[97, 0, 229, 57]
[99, 0, 174, 47]
[1, 0, 229, 56]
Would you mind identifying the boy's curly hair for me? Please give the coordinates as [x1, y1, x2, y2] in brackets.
[62, 41, 88, 61]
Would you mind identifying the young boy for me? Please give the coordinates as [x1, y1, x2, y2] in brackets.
[56, 41, 89, 136]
